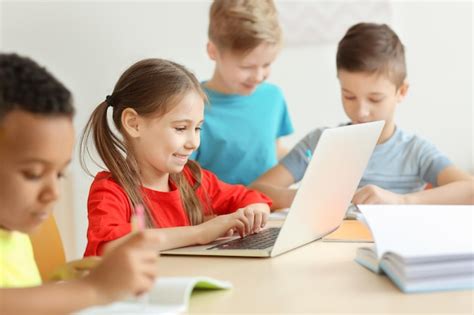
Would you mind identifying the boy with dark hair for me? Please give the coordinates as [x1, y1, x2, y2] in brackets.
[0, 53, 160, 314]
[251, 23, 473, 209]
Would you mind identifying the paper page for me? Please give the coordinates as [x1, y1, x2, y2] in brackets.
[357, 205, 474, 259]
[77, 276, 232, 315]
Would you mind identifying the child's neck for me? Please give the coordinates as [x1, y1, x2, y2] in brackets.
[205, 73, 233, 95]
[140, 171, 171, 192]
[377, 122, 396, 145]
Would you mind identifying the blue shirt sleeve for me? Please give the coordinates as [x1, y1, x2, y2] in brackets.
[277, 98, 294, 138]
[417, 139, 452, 186]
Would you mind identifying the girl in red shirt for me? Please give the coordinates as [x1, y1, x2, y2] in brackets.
[81, 59, 272, 256]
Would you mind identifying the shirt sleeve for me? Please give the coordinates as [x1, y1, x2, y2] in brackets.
[276, 92, 294, 138]
[84, 177, 133, 257]
[199, 169, 272, 215]
[280, 128, 325, 182]
[417, 138, 453, 186]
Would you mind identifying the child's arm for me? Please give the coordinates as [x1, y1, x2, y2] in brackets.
[276, 139, 289, 160]
[108, 208, 263, 251]
[249, 164, 297, 210]
[0, 231, 160, 315]
[352, 166, 474, 205]
[404, 166, 473, 204]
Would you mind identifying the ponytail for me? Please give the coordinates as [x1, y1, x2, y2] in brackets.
[80, 101, 155, 228]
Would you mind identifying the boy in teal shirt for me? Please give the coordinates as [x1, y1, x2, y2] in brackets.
[0, 53, 160, 314]
[193, 0, 294, 185]
[251, 23, 473, 209]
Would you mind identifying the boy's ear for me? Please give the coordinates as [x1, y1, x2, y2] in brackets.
[121, 108, 141, 138]
[396, 80, 409, 103]
[207, 41, 218, 61]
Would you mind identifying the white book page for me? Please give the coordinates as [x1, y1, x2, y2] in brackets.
[357, 205, 474, 259]
[77, 276, 232, 315]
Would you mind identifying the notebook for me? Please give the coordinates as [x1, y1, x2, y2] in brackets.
[162, 121, 384, 258]
[355, 204, 474, 293]
[77, 276, 232, 314]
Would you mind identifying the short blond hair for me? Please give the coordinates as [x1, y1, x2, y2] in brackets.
[208, 0, 282, 53]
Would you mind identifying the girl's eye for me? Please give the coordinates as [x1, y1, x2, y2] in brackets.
[344, 96, 356, 100]
[370, 99, 383, 103]
[175, 127, 186, 132]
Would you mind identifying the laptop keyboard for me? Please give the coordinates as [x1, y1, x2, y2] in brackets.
[207, 227, 281, 250]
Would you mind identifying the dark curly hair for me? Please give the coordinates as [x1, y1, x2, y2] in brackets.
[0, 53, 74, 120]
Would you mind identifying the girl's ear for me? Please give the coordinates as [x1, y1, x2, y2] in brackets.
[396, 80, 409, 103]
[121, 108, 141, 138]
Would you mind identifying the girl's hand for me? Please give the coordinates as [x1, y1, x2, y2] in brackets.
[352, 184, 406, 205]
[234, 203, 270, 235]
[196, 203, 271, 245]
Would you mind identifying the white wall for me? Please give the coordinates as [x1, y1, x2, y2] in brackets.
[2, 0, 472, 259]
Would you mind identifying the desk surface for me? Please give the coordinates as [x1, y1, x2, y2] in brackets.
[160, 224, 473, 314]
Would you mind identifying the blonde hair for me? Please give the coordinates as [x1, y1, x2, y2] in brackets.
[80, 59, 208, 228]
[208, 0, 282, 53]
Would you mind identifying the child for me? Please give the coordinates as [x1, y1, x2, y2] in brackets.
[80, 58, 272, 257]
[192, 0, 294, 185]
[250, 23, 474, 210]
[0, 53, 160, 314]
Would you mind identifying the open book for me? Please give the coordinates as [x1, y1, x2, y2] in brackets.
[355, 205, 474, 293]
[77, 276, 232, 314]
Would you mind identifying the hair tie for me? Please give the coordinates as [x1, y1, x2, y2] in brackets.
[105, 95, 114, 107]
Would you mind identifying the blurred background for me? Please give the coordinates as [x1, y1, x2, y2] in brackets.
[1, 0, 472, 259]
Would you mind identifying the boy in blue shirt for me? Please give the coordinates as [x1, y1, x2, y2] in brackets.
[193, 0, 294, 185]
[251, 23, 473, 209]
[0, 53, 160, 314]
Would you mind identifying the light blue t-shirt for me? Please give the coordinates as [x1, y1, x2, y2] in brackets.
[193, 82, 294, 185]
[281, 124, 452, 193]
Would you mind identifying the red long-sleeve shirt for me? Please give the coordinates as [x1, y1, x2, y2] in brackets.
[84, 166, 272, 256]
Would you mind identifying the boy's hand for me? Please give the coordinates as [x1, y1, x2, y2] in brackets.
[352, 184, 406, 204]
[49, 257, 102, 281]
[83, 230, 160, 304]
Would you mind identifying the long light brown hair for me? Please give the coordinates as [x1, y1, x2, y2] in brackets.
[80, 59, 207, 228]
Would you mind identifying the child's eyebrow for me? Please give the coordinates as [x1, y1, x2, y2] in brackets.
[172, 119, 204, 124]
[19, 158, 72, 168]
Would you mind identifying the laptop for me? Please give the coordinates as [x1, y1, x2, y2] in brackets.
[161, 120, 385, 258]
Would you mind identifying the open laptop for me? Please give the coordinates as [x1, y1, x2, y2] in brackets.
[162, 120, 385, 258]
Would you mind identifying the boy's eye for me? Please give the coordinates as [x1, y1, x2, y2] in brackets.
[195, 127, 202, 131]
[344, 96, 356, 100]
[22, 171, 43, 180]
[369, 98, 383, 103]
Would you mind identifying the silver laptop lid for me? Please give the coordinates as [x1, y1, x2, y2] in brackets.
[271, 121, 384, 257]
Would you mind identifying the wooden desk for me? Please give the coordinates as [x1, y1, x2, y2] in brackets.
[159, 229, 473, 313]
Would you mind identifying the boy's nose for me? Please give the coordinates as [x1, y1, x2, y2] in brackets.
[252, 68, 265, 83]
[39, 176, 60, 204]
[356, 102, 370, 120]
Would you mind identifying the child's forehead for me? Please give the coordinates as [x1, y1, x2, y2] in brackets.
[0, 110, 74, 160]
[338, 70, 397, 90]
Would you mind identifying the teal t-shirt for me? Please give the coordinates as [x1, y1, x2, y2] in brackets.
[193, 82, 294, 185]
